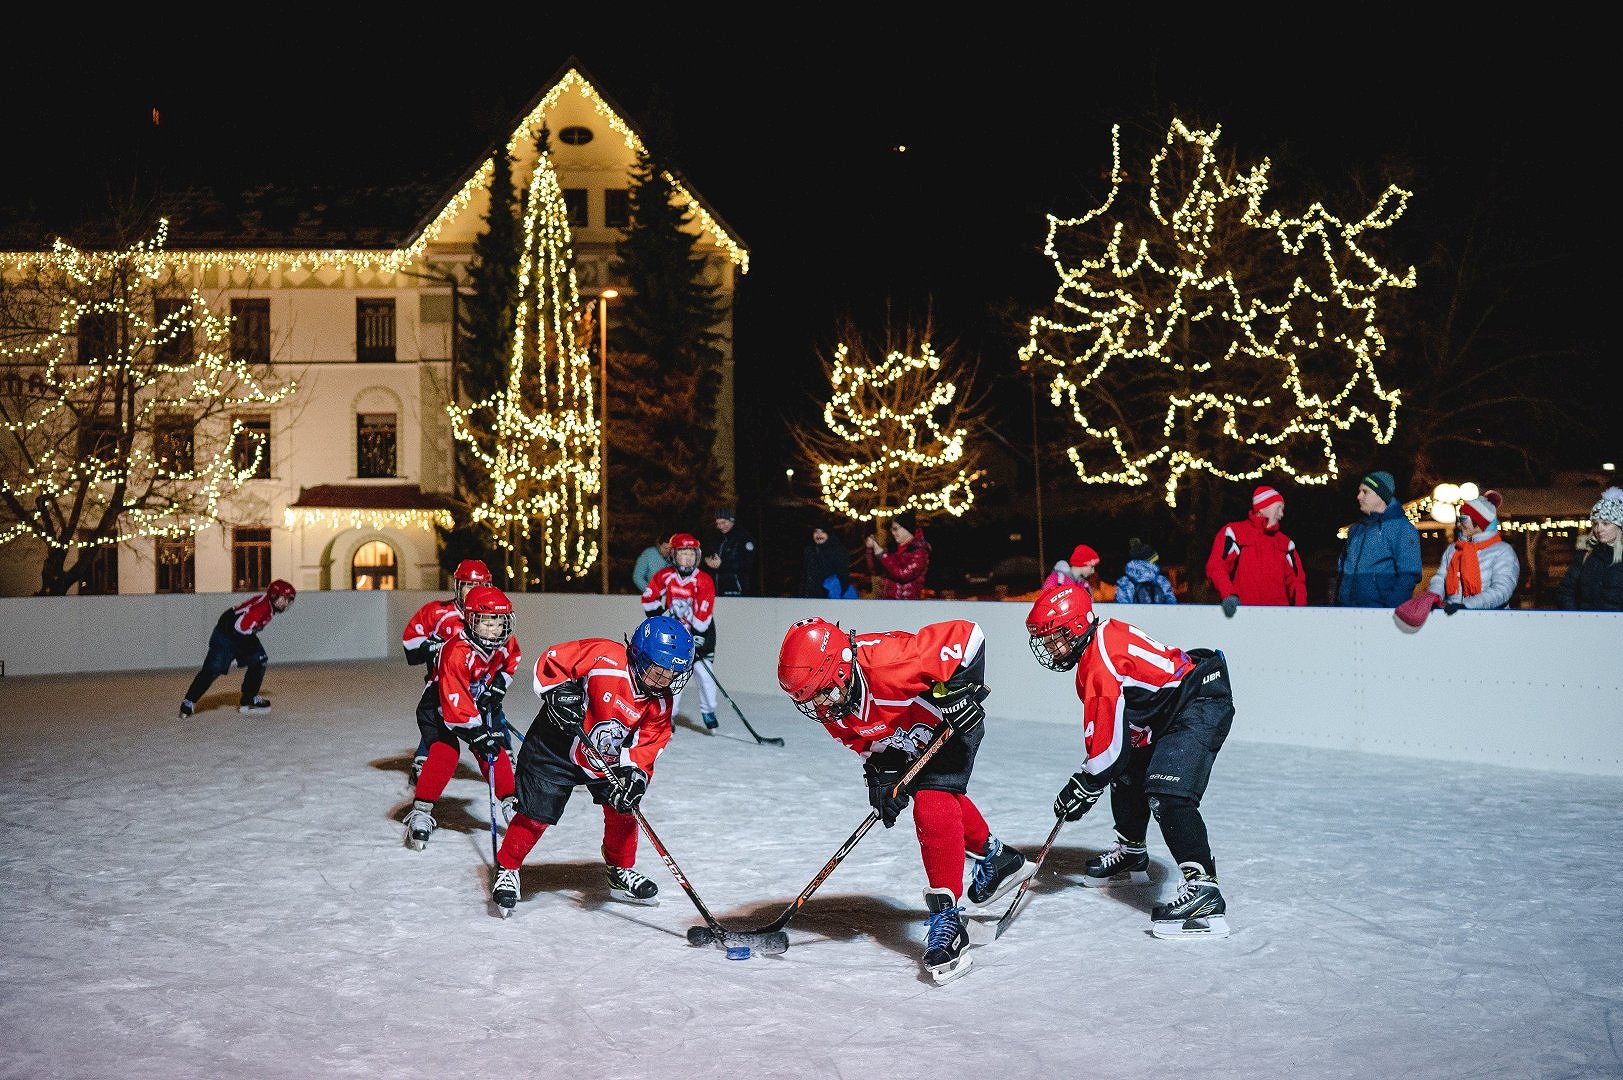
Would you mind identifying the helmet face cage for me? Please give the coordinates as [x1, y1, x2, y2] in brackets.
[629, 616, 695, 696]
[1029, 625, 1082, 671]
[668, 534, 701, 573]
[1027, 585, 1094, 671]
[453, 560, 492, 607]
[463, 586, 513, 652]
[778, 618, 858, 722]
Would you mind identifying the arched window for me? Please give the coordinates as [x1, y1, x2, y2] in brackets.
[352, 540, 397, 590]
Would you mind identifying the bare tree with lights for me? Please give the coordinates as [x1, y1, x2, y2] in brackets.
[0, 223, 295, 594]
[790, 316, 990, 555]
[1020, 118, 1417, 563]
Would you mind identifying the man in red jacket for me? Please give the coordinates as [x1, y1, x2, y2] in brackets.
[1206, 484, 1308, 615]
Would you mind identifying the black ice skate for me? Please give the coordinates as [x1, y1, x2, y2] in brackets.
[965, 836, 1033, 908]
[403, 800, 436, 851]
[238, 696, 271, 715]
[1150, 861, 1229, 939]
[922, 887, 972, 984]
[492, 865, 520, 915]
[1083, 835, 1150, 888]
[701, 712, 719, 734]
[179, 700, 195, 719]
[605, 864, 659, 905]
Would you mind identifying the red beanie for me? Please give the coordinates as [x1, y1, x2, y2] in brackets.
[1252, 485, 1284, 512]
[1069, 544, 1100, 568]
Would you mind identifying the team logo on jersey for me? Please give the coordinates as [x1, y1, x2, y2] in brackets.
[586, 718, 631, 763]
[871, 721, 934, 757]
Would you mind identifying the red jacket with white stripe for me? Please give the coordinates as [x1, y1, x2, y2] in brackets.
[532, 638, 675, 778]
[818, 620, 985, 764]
[1205, 513, 1307, 605]
[225, 593, 278, 635]
[1071, 618, 1195, 779]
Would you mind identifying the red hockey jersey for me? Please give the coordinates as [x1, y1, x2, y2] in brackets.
[532, 637, 676, 778]
[227, 593, 279, 635]
[1071, 618, 1195, 778]
[640, 566, 715, 633]
[819, 620, 985, 764]
[401, 598, 464, 681]
[436, 632, 521, 734]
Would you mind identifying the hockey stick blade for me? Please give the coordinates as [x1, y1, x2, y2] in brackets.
[701, 660, 785, 746]
[686, 924, 789, 954]
[993, 816, 1065, 940]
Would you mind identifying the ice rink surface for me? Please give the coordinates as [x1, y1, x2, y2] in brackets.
[2, 658, 1620, 1080]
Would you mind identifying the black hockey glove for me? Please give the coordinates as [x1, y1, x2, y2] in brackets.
[1054, 771, 1106, 821]
[540, 682, 587, 732]
[1221, 595, 1240, 618]
[865, 767, 911, 828]
[606, 764, 647, 814]
[477, 677, 507, 716]
[466, 725, 504, 759]
[933, 682, 987, 735]
[1443, 601, 1463, 615]
[692, 625, 716, 660]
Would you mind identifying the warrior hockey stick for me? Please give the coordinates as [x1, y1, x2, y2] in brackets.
[689, 720, 960, 948]
[699, 660, 785, 746]
[992, 815, 1065, 939]
[574, 723, 787, 954]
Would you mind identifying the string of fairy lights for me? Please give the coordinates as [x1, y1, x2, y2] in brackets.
[0, 222, 296, 550]
[1018, 119, 1416, 507]
[446, 140, 601, 582]
[815, 340, 980, 522]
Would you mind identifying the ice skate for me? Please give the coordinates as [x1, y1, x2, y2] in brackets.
[965, 836, 1033, 908]
[605, 864, 659, 905]
[492, 865, 520, 915]
[178, 700, 195, 719]
[403, 800, 436, 851]
[1150, 861, 1229, 939]
[922, 887, 972, 984]
[1083, 835, 1150, 888]
[701, 712, 719, 734]
[238, 696, 271, 715]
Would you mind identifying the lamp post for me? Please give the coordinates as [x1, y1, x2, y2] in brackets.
[598, 288, 618, 595]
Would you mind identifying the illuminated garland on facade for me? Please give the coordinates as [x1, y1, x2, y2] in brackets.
[282, 506, 453, 532]
[1020, 119, 1416, 507]
[0, 223, 295, 550]
[447, 143, 600, 582]
[814, 340, 979, 522]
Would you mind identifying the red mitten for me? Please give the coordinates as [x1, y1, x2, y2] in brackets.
[1394, 591, 1443, 628]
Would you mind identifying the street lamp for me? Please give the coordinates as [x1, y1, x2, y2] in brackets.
[598, 288, 618, 595]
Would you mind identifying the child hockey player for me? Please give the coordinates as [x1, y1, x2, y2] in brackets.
[400, 559, 493, 784]
[639, 533, 720, 734]
[179, 579, 296, 718]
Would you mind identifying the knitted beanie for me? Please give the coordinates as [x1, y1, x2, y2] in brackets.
[1362, 471, 1397, 505]
[1252, 485, 1284, 512]
[1592, 486, 1623, 528]
[1459, 489, 1503, 530]
[1127, 538, 1158, 564]
[1069, 544, 1100, 569]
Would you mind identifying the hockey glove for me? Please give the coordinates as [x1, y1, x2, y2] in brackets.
[866, 767, 911, 828]
[477, 677, 507, 716]
[933, 683, 987, 735]
[466, 725, 504, 759]
[540, 682, 588, 732]
[606, 765, 647, 814]
[692, 625, 716, 660]
[1054, 771, 1106, 821]
[1221, 595, 1240, 618]
[1443, 601, 1463, 615]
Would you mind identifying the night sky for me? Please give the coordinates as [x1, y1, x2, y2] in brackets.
[4, 19, 1607, 590]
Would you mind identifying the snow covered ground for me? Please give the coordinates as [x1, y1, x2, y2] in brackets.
[2, 658, 1619, 1080]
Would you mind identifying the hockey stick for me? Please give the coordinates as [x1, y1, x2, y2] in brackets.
[699, 660, 785, 746]
[573, 722, 787, 954]
[691, 721, 960, 948]
[991, 815, 1065, 939]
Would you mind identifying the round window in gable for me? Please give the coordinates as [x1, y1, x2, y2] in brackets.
[558, 125, 594, 146]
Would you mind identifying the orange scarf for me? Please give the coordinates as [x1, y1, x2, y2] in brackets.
[1445, 531, 1503, 597]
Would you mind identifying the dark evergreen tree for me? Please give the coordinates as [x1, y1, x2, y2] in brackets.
[439, 144, 520, 586]
[608, 100, 729, 574]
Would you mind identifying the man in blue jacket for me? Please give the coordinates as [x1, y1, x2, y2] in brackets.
[1335, 470, 1422, 606]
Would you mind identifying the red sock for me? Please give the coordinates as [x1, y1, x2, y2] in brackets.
[414, 741, 460, 801]
[913, 790, 967, 897]
[958, 794, 990, 857]
[497, 816, 547, 870]
[601, 806, 639, 868]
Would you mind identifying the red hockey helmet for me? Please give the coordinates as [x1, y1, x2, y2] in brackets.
[777, 617, 858, 720]
[1026, 583, 1096, 672]
[669, 532, 702, 572]
[462, 584, 514, 653]
[453, 559, 492, 605]
[266, 579, 296, 610]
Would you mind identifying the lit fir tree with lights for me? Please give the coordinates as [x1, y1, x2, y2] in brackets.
[0, 223, 295, 594]
[1020, 118, 1416, 534]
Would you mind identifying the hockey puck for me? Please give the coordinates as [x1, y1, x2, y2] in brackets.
[726, 946, 751, 960]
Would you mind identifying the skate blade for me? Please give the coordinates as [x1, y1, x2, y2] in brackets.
[609, 890, 660, 907]
[406, 836, 428, 851]
[927, 952, 974, 985]
[966, 861, 1037, 910]
[495, 904, 514, 918]
[1151, 913, 1230, 939]
[1081, 869, 1151, 888]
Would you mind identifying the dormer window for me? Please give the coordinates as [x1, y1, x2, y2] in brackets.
[558, 126, 594, 146]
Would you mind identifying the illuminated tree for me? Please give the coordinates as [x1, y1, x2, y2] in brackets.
[0, 223, 295, 594]
[447, 131, 599, 587]
[1020, 118, 1416, 518]
[791, 316, 989, 531]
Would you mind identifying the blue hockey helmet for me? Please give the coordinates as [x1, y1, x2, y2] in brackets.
[627, 615, 695, 695]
